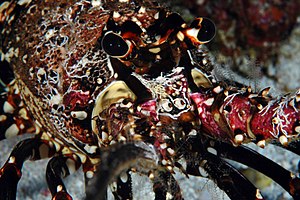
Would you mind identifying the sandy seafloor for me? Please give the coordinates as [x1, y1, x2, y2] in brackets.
[1, 2, 300, 200]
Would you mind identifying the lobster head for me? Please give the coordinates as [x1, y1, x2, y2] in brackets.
[100, 0, 216, 75]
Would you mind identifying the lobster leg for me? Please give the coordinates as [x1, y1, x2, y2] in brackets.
[0, 79, 36, 141]
[110, 170, 133, 200]
[85, 142, 151, 200]
[152, 170, 183, 200]
[46, 156, 81, 200]
[271, 140, 300, 157]
[208, 139, 300, 199]
[183, 136, 263, 200]
[200, 152, 263, 200]
[0, 137, 55, 200]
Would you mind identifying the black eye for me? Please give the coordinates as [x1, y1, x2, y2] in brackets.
[101, 32, 129, 57]
[197, 18, 216, 43]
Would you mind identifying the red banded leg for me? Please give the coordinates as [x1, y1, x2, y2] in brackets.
[0, 80, 36, 141]
[191, 87, 300, 147]
[46, 156, 81, 200]
[0, 137, 55, 200]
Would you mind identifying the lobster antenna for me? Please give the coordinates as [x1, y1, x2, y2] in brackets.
[210, 50, 237, 86]
[244, 56, 262, 93]
[210, 50, 264, 92]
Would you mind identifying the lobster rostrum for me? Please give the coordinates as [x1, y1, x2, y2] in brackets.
[0, 0, 300, 199]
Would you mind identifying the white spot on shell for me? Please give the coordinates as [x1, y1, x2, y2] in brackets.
[160, 143, 167, 149]
[71, 111, 87, 120]
[91, 0, 101, 7]
[101, 132, 108, 141]
[0, 115, 7, 122]
[19, 108, 29, 120]
[148, 172, 154, 180]
[167, 148, 175, 155]
[204, 98, 214, 106]
[186, 28, 199, 38]
[84, 145, 98, 154]
[17, 0, 32, 6]
[86, 171, 94, 179]
[19, 124, 25, 130]
[37, 68, 46, 75]
[207, 147, 217, 155]
[199, 166, 208, 177]
[167, 166, 173, 172]
[154, 12, 159, 19]
[148, 47, 161, 53]
[166, 192, 173, 200]
[174, 98, 186, 109]
[279, 135, 288, 146]
[213, 86, 222, 94]
[120, 171, 128, 183]
[3, 101, 14, 114]
[257, 104, 263, 110]
[5, 124, 19, 138]
[97, 78, 103, 85]
[197, 107, 203, 114]
[113, 11, 121, 18]
[160, 99, 172, 112]
[177, 31, 185, 41]
[57, 185, 63, 192]
[138, 6, 146, 13]
[3, 47, 19, 62]
[118, 135, 126, 142]
[49, 94, 63, 106]
[8, 156, 15, 163]
[257, 140, 266, 148]
[45, 29, 55, 40]
[188, 129, 197, 136]
[234, 134, 244, 145]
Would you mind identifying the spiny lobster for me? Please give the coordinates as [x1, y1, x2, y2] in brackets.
[0, 0, 299, 200]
